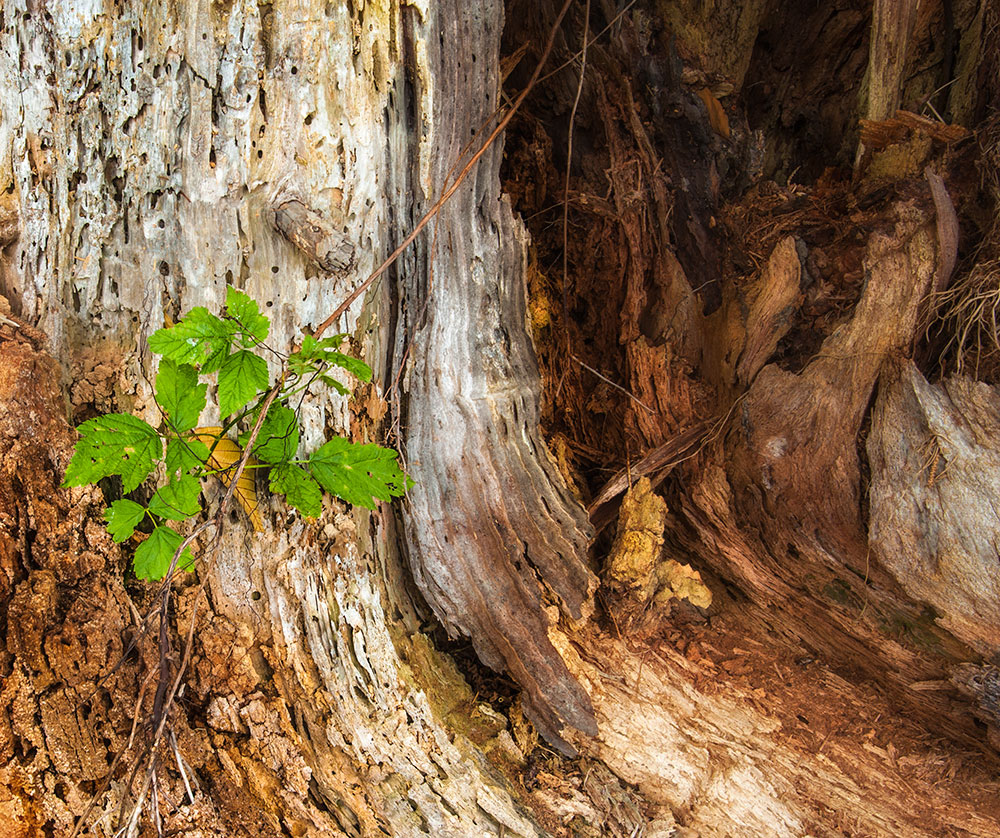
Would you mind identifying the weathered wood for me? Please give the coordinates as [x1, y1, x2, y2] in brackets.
[392, 0, 599, 752]
[865, 0, 921, 123]
[868, 360, 1000, 656]
[4, 0, 1000, 834]
[683, 196, 993, 744]
[0, 191, 18, 248]
[5, 322, 999, 838]
[561, 627, 1000, 837]
[925, 167, 960, 297]
[588, 421, 709, 534]
[951, 662, 1000, 749]
[0, 0, 560, 834]
[272, 198, 354, 275]
[726, 198, 938, 566]
[734, 236, 803, 387]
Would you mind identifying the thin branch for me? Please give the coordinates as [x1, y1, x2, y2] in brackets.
[562, 0, 591, 355]
[572, 354, 654, 413]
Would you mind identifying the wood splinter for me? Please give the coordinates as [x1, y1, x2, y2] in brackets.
[272, 199, 354, 275]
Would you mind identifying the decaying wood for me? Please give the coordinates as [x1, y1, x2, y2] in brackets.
[734, 235, 803, 387]
[951, 663, 1000, 749]
[5, 328, 1000, 837]
[0, 190, 18, 248]
[272, 199, 354, 275]
[394, 0, 599, 753]
[726, 199, 938, 560]
[865, 0, 922, 124]
[925, 166, 960, 297]
[588, 421, 709, 534]
[0, 333, 553, 837]
[860, 110, 970, 151]
[680, 195, 995, 745]
[4, 0, 1000, 834]
[0, 0, 567, 833]
[869, 360, 1000, 656]
[0, 335, 147, 835]
[562, 627, 1000, 837]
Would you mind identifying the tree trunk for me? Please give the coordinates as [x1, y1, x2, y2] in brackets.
[2, 1, 1000, 836]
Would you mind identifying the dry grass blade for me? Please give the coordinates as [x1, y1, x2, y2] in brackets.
[933, 257, 1000, 379]
[171, 729, 196, 804]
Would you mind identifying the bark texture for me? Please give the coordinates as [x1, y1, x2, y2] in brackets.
[869, 360, 1000, 658]
[3, 0, 1000, 836]
[0, 0, 556, 834]
[390, 0, 598, 752]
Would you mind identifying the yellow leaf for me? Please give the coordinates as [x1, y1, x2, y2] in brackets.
[696, 88, 730, 139]
[193, 427, 264, 531]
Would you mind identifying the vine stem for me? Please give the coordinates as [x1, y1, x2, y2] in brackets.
[312, 0, 576, 340]
[158, 381, 280, 719]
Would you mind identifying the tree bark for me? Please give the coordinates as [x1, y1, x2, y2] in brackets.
[2, 0, 1000, 837]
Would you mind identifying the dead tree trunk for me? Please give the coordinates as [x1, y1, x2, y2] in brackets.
[2, 0, 1000, 837]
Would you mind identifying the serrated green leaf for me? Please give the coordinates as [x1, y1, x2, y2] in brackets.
[308, 437, 411, 510]
[226, 287, 270, 345]
[133, 525, 195, 580]
[318, 374, 350, 396]
[218, 350, 269, 418]
[325, 352, 372, 382]
[165, 436, 211, 475]
[270, 463, 322, 518]
[148, 474, 203, 520]
[155, 359, 207, 433]
[295, 334, 336, 357]
[200, 338, 230, 375]
[288, 335, 371, 386]
[148, 307, 235, 371]
[63, 414, 163, 493]
[239, 403, 299, 465]
[104, 499, 147, 543]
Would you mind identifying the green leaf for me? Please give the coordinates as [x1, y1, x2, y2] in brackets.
[133, 525, 195, 580]
[294, 334, 341, 359]
[218, 350, 269, 418]
[104, 499, 147, 543]
[288, 335, 372, 387]
[200, 337, 231, 375]
[155, 359, 207, 433]
[165, 436, 211, 475]
[324, 352, 372, 382]
[63, 414, 163, 493]
[318, 374, 350, 396]
[147, 307, 235, 372]
[239, 403, 299, 464]
[287, 347, 319, 379]
[148, 474, 203, 520]
[270, 463, 322, 519]
[226, 287, 270, 345]
[309, 437, 412, 510]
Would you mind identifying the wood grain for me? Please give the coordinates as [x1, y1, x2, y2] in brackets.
[393, 0, 598, 751]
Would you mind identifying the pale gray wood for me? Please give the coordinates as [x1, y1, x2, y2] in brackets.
[388, 0, 598, 752]
[0, 0, 550, 833]
[869, 360, 1000, 656]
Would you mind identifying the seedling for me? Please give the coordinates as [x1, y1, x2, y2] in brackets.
[63, 287, 411, 579]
